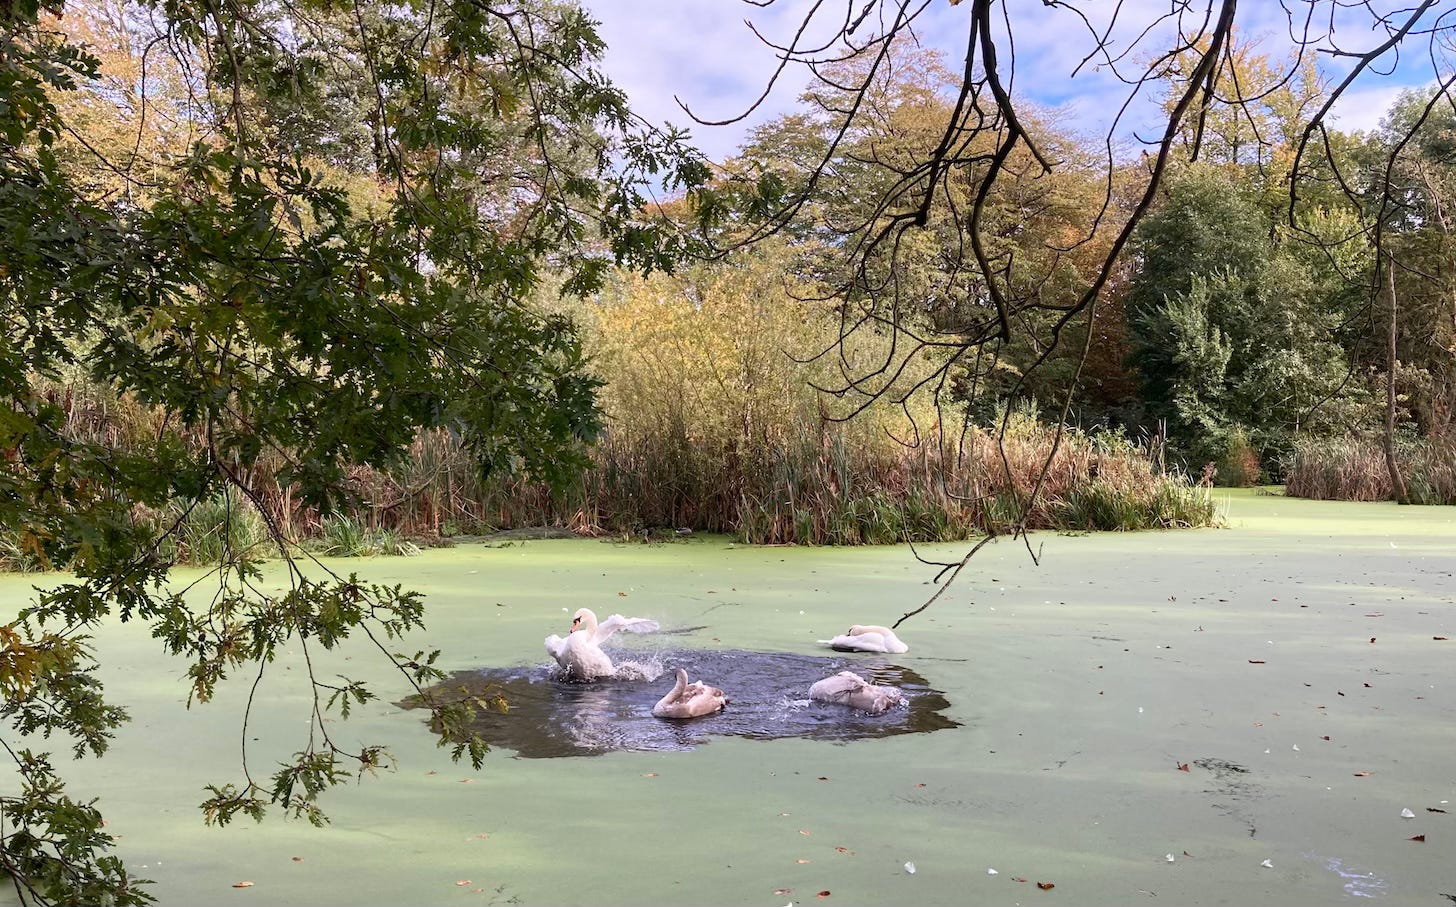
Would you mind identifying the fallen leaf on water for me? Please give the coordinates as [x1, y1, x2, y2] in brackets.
[291, 857, 303, 862]
[774, 889, 792, 896]
[1370, 637, 1377, 644]
[456, 881, 471, 887]
[1364, 682, 1372, 688]
[799, 829, 811, 836]
[796, 859, 810, 864]
[817, 776, 830, 781]
[1409, 835, 1427, 842]
[1177, 763, 1190, 772]
[1429, 808, 1448, 814]
[834, 846, 854, 854]
[474, 833, 490, 839]
[1037, 882, 1056, 890]
[1013, 877, 1028, 883]
[915, 783, 927, 788]
[232, 882, 254, 888]
[1183, 851, 1193, 857]
[643, 773, 658, 778]
[1354, 771, 1373, 777]
[816, 890, 831, 899]
[1248, 659, 1266, 664]
[1321, 736, 1331, 741]
[1436, 637, 1449, 641]
[617, 592, 626, 597]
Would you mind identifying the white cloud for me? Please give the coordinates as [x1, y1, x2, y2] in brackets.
[581, 1, 1443, 161]
[1326, 84, 1409, 134]
[584, 0, 822, 162]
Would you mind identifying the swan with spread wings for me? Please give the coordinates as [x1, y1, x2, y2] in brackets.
[545, 607, 660, 681]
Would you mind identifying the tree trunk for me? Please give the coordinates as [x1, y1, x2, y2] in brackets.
[1382, 254, 1410, 504]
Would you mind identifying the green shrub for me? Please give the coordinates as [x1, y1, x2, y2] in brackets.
[1053, 478, 1217, 531]
[305, 515, 423, 557]
[175, 494, 267, 565]
[1215, 426, 1262, 487]
[0, 532, 48, 573]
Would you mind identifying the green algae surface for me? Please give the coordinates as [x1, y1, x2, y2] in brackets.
[5, 489, 1455, 905]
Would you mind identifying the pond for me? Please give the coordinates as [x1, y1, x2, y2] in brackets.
[7, 489, 1455, 906]
[401, 651, 957, 758]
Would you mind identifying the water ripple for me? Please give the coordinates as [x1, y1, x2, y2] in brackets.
[401, 648, 959, 758]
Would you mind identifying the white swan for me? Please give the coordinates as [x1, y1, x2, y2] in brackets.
[651, 668, 729, 719]
[820, 624, 909, 654]
[809, 671, 904, 714]
[545, 607, 660, 681]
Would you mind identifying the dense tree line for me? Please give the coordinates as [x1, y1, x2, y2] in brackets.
[710, 41, 1455, 486]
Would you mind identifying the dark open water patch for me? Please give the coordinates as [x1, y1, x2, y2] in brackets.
[400, 648, 959, 758]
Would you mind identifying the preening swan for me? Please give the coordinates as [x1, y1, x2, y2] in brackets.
[820, 624, 909, 654]
[545, 607, 660, 681]
[651, 668, 729, 719]
[809, 671, 904, 715]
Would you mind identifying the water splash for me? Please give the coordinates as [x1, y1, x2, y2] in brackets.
[609, 658, 665, 682]
[1305, 853, 1388, 899]
[401, 648, 958, 758]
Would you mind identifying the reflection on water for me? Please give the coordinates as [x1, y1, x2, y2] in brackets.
[401, 649, 959, 758]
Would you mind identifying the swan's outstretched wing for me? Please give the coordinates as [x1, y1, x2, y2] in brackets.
[544, 634, 569, 663]
[590, 614, 660, 644]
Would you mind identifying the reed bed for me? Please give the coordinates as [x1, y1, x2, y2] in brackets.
[0, 391, 1218, 571]
[12, 300, 1443, 571]
[1285, 437, 1456, 504]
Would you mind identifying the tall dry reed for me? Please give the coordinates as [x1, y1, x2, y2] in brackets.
[1286, 437, 1456, 504]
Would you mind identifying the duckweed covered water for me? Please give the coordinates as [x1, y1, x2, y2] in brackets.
[5, 489, 1455, 906]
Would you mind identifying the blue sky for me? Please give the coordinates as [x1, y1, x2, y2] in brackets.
[582, 1, 1447, 163]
